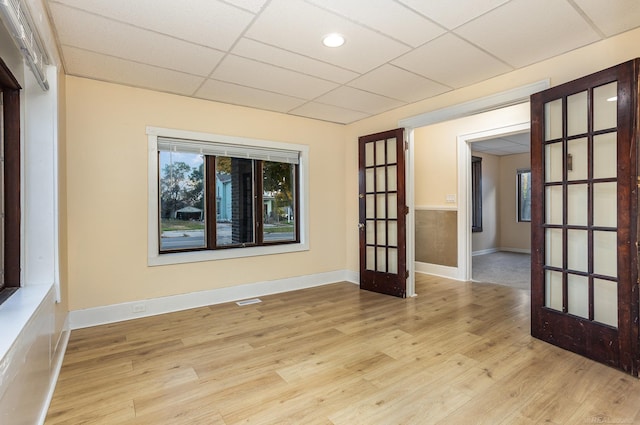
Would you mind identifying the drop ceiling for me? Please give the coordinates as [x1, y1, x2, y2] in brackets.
[44, 0, 640, 124]
[471, 132, 530, 156]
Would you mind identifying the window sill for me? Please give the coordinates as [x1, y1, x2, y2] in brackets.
[0, 283, 53, 361]
[148, 241, 309, 266]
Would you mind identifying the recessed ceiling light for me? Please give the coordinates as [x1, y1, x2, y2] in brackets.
[322, 33, 345, 48]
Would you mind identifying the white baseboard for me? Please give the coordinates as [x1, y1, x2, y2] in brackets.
[472, 248, 500, 256]
[38, 319, 70, 425]
[500, 247, 532, 254]
[69, 270, 355, 329]
[415, 262, 463, 281]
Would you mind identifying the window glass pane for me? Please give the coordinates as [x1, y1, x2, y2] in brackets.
[567, 184, 588, 226]
[567, 274, 589, 319]
[376, 221, 386, 245]
[594, 278, 618, 327]
[263, 161, 296, 242]
[544, 99, 562, 141]
[545, 270, 563, 311]
[593, 133, 617, 179]
[217, 157, 254, 246]
[545, 186, 563, 225]
[593, 231, 617, 277]
[518, 170, 531, 222]
[567, 91, 588, 136]
[567, 138, 587, 181]
[159, 151, 205, 251]
[545, 228, 563, 268]
[593, 182, 617, 228]
[386, 138, 397, 164]
[593, 82, 617, 131]
[567, 230, 588, 272]
[545, 142, 562, 183]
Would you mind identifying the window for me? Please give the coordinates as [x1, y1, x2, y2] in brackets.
[148, 127, 308, 265]
[517, 169, 531, 222]
[471, 156, 482, 232]
[0, 57, 21, 304]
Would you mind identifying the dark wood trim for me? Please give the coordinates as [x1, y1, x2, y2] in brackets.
[3, 88, 20, 287]
[0, 57, 21, 90]
[471, 156, 482, 232]
[206, 156, 217, 249]
[255, 161, 264, 245]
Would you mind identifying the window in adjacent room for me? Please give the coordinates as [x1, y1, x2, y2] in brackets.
[148, 127, 309, 265]
[517, 168, 532, 222]
[471, 156, 482, 232]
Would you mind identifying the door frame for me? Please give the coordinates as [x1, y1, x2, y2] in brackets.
[457, 122, 531, 281]
[399, 80, 549, 284]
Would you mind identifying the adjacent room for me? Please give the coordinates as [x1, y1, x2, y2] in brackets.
[2, 0, 640, 424]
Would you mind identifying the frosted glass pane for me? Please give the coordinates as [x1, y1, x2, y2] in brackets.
[546, 186, 563, 225]
[593, 82, 617, 131]
[376, 140, 385, 166]
[567, 274, 589, 319]
[567, 91, 588, 136]
[594, 278, 618, 327]
[567, 184, 588, 226]
[545, 99, 562, 141]
[365, 142, 374, 167]
[376, 167, 386, 191]
[366, 195, 374, 218]
[594, 231, 617, 277]
[377, 221, 386, 245]
[593, 133, 617, 179]
[366, 246, 375, 271]
[386, 138, 397, 164]
[366, 220, 375, 245]
[387, 194, 397, 219]
[377, 247, 386, 272]
[545, 270, 563, 311]
[567, 138, 587, 181]
[377, 194, 386, 218]
[545, 142, 563, 182]
[567, 230, 588, 272]
[545, 228, 563, 268]
[366, 169, 374, 192]
[593, 182, 616, 228]
[388, 248, 398, 274]
[388, 221, 398, 246]
[387, 165, 397, 191]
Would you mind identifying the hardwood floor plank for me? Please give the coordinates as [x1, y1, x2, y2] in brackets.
[45, 274, 640, 424]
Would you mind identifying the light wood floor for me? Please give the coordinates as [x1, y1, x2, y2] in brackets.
[46, 274, 640, 425]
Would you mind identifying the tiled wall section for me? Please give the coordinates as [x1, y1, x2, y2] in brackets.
[415, 209, 457, 267]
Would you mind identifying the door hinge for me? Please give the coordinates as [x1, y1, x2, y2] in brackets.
[406, 270, 409, 278]
[405, 206, 409, 215]
[404, 140, 409, 150]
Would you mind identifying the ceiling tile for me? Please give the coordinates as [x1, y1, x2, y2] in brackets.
[49, 0, 254, 50]
[314, 86, 404, 115]
[232, 38, 359, 83]
[455, 0, 601, 68]
[49, 3, 223, 77]
[223, 0, 268, 14]
[306, 0, 445, 47]
[212, 55, 339, 99]
[196, 79, 306, 112]
[289, 102, 369, 124]
[574, 0, 640, 37]
[348, 64, 450, 103]
[245, 0, 410, 73]
[392, 34, 512, 88]
[62, 46, 205, 96]
[397, 0, 510, 29]
[503, 133, 530, 146]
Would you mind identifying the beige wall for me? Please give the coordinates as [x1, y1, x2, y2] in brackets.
[471, 152, 500, 253]
[344, 27, 640, 273]
[56, 67, 69, 330]
[63, 28, 640, 310]
[499, 152, 531, 251]
[65, 77, 347, 310]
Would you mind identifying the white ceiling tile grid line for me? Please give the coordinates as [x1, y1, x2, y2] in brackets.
[43, 0, 640, 124]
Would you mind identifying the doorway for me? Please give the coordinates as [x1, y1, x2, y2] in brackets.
[468, 131, 532, 290]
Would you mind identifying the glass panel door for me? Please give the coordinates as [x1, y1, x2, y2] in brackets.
[531, 59, 639, 376]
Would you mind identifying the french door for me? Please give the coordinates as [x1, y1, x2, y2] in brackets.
[530, 59, 639, 375]
[358, 128, 407, 298]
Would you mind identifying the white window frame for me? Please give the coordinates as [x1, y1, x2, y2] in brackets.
[147, 126, 309, 266]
